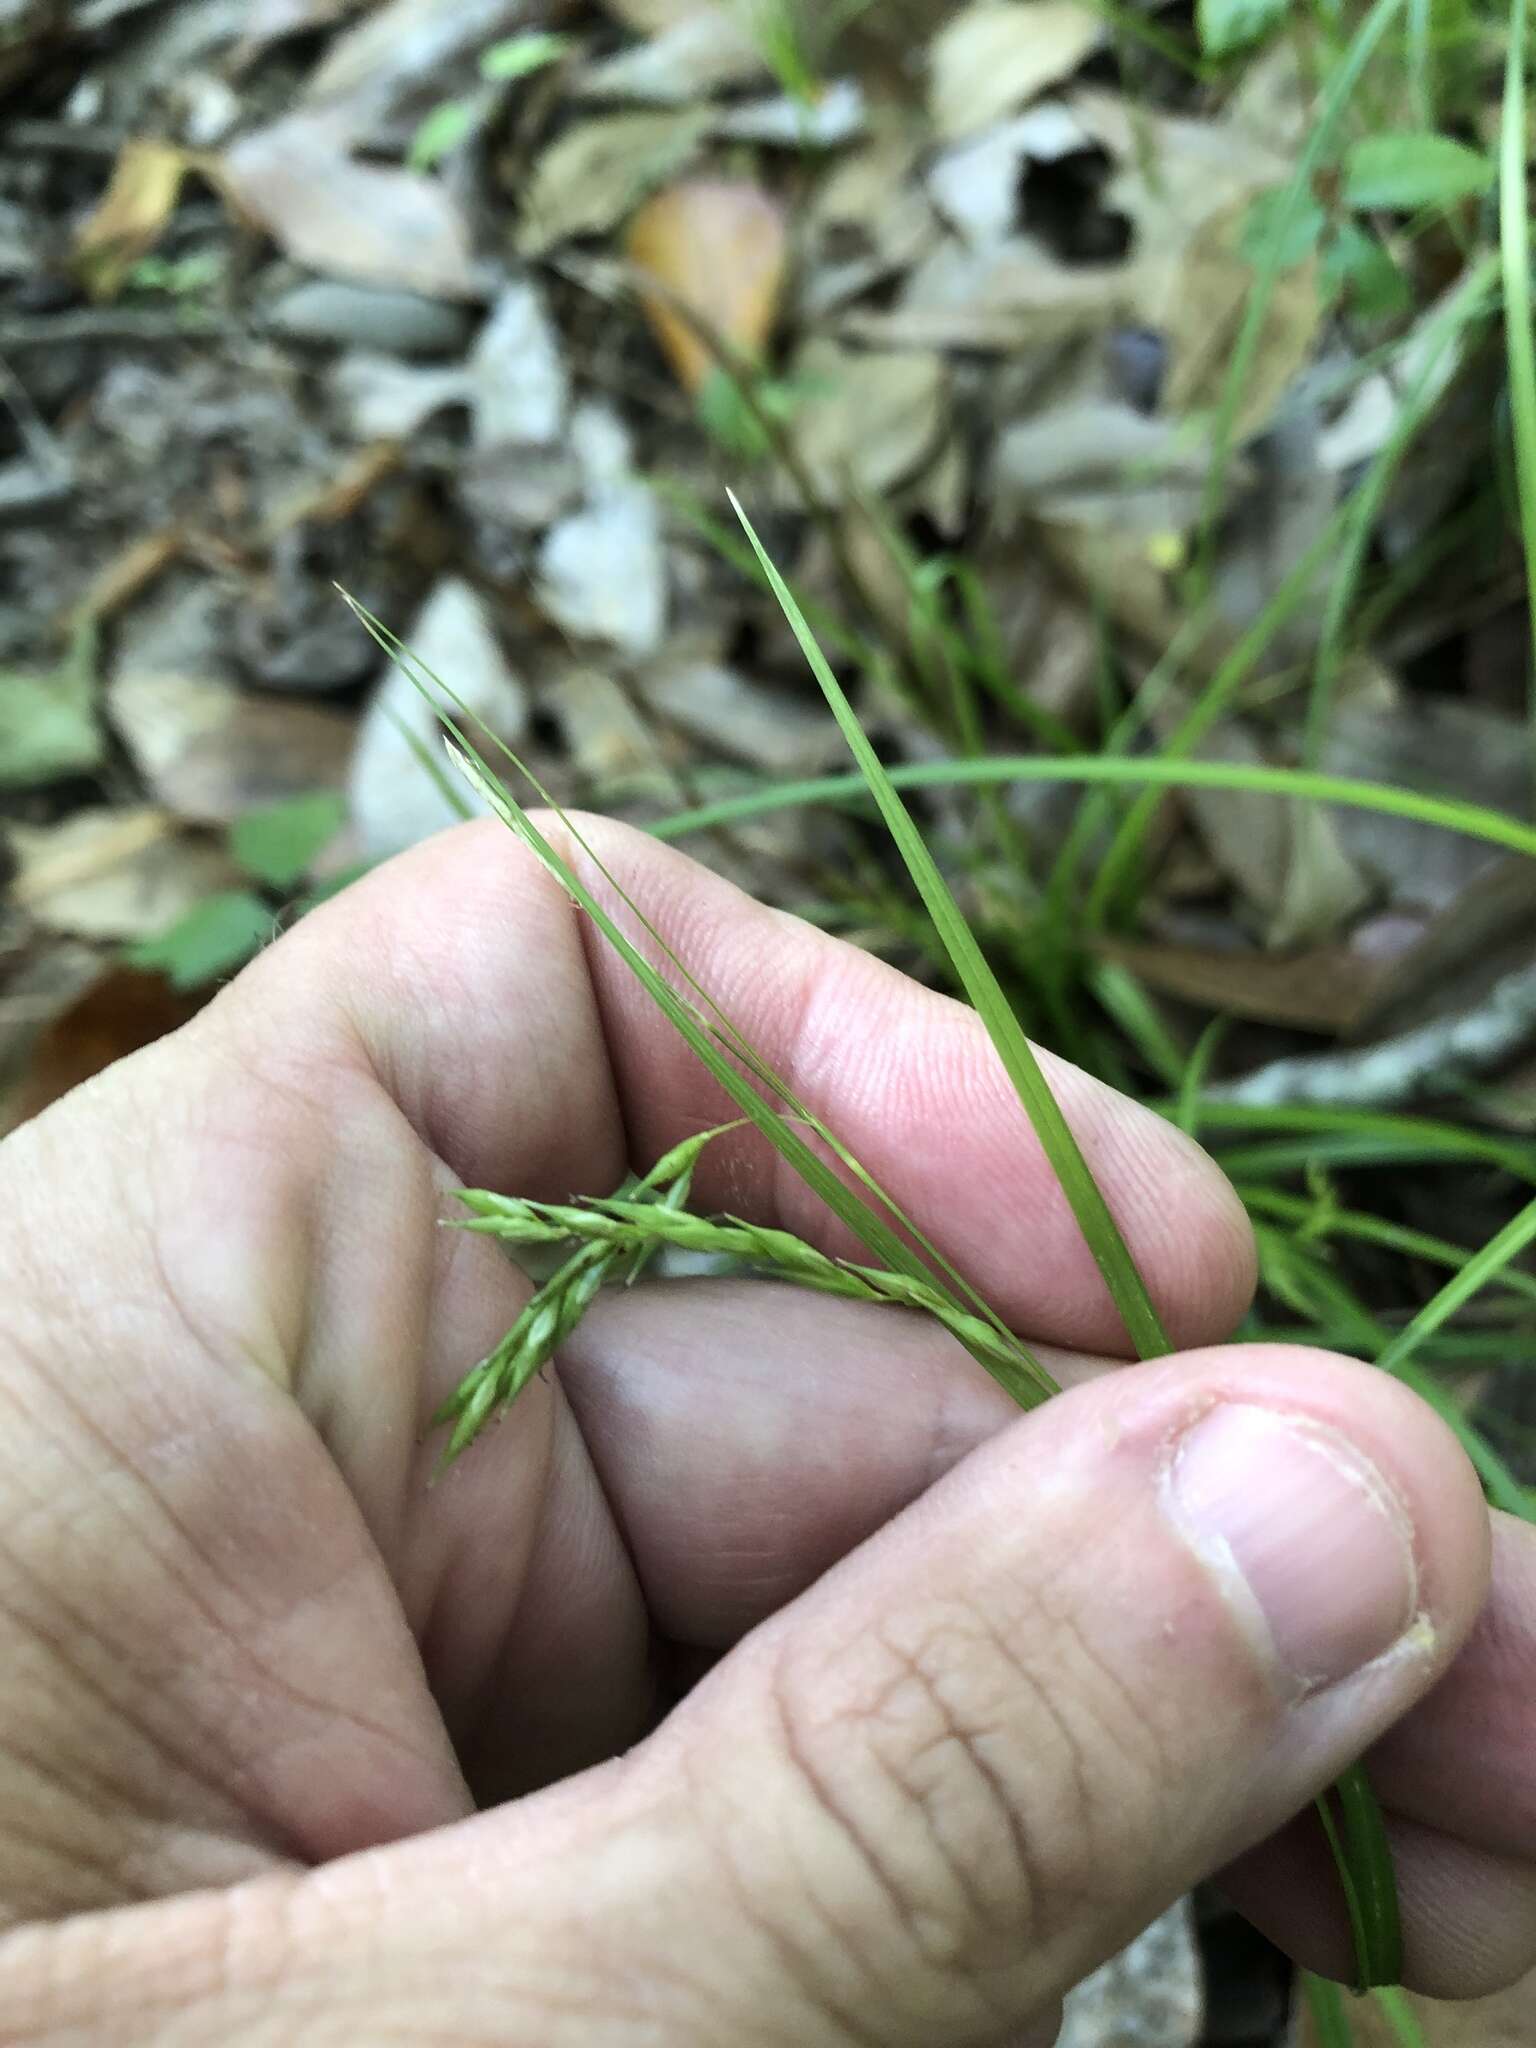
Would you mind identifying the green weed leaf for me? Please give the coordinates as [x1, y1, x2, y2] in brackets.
[1196, 0, 1287, 61]
[1344, 131, 1494, 211]
[480, 30, 571, 81]
[230, 791, 347, 891]
[130, 891, 272, 990]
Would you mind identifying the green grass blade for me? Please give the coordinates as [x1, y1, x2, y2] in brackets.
[1302, 1971, 1355, 2048]
[1376, 1195, 1536, 1383]
[732, 490, 1174, 1360]
[1242, 1186, 1536, 1308]
[650, 753, 1536, 865]
[1500, 0, 1536, 794]
[1305, 255, 1499, 765]
[1371, 1986, 1428, 2048]
[1193, 0, 1407, 587]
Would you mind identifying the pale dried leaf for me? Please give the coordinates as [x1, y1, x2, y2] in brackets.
[73, 139, 191, 300]
[350, 578, 527, 856]
[578, 8, 763, 101]
[786, 339, 948, 502]
[305, 0, 533, 138]
[7, 808, 239, 942]
[1095, 934, 1382, 1035]
[111, 669, 354, 823]
[1160, 197, 1321, 439]
[470, 277, 570, 444]
[634, 645, 837, 770]
[551, 661, 677, 794]
[516, 108, 711, 256]
[329, 353, 469, 439]
[538, 483, 668, 655]
[628, 178, 787, 392]
[222, 117, 478, 298]
[930, 0, 1101, 140]
[712, 79, 865, 148]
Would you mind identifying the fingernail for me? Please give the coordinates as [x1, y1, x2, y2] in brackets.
[1166, 1405, 1419, 1693]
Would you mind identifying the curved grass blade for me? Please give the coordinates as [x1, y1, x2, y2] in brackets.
[649, 755, 1536, 865]
[1500, 0, 1536, 790]
[731, 490, 1172, 1359]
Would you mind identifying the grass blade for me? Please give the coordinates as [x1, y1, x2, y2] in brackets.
[731, 490, 1173, 1359]
[1376, 1195, 1536, 1384]
[650, 754, 1536, 865]
[1500, 0, 1536, 795]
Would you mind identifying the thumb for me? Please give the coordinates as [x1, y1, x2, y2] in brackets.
[22, 1347, 1489, 2045]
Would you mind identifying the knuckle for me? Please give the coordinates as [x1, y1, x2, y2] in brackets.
[765, 1585, 1174, 1993]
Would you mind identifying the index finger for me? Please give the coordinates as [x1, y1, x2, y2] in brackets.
[233, 815, 1254, 1353]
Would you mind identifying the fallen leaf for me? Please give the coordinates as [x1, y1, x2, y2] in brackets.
[1160, 195, 1322, 440]
[8, 808, 239, 942]
[0, 966, 202, 1138]
[303, 0, 534, 141]
[222, 116, 478, 299]
[349, 577, 527, 857]
[711, 80, 865, 148]
[516, 107, 711, 256]
[929, 0, 1101, 140]
[1095, 935, 1381, 1035]
[0, 623, 101, 789]
[927, 102, 1090, 249]
[470, 277, 570, 444]
[633, 641, 838, 770]
[627, 179, 787, 392]
[329, 353, 470, 440]
[73, 139, 195, 301]
[785, 339, 948, 503]
[538, 483, 669, 655]
[550, 662, 678, 797]
[578, 8, 763, 101]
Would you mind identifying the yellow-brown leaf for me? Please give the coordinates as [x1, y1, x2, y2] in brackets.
[627, 178, 787, 393]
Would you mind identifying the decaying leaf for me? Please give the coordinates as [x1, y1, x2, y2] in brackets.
[929, 0, 1100, 140]
[1159, 195, 1322, 440]
[1094, 934, 1383, 1037]
[0, 624, 101, 790]
[516, 108, 711, 257]
[222, 117, 478, 298]
[7, 808, 239, 942]
[1, 966, 202, 1139]
[785, 338, 948, 503]
[302, 0, 534, 140]
[549, 661, 680, 797]
[578, 8, 763, 101]
[73, 139, 193, 300]
[633, 641, 838, 771]
[538, 482, 669, 654]
[627, 179, 787, 392]
[470, 276, 570, 444]
[350, 577, 527, 858]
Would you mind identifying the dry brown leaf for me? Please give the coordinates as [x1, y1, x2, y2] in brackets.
[0, 967, 202, 1138]
[627, 179, 787, 392]
[110, 668, 355, 824]
[1161, 196, 1322, 441]
[785, 338, 948, 503]
[237, 0, 373, 54]
[1095, 935, 1382, 1036]
[517, 108, 711, 256]
[73, 139, 194, 301]
[8, 808, 239, 942]
[929, 0, 1101, 140]
[221, 117, 478, 299]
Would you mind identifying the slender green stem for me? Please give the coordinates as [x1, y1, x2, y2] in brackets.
[1500, 0, 1536, 803]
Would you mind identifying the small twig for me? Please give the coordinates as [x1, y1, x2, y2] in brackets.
[0, 309, 233, 351]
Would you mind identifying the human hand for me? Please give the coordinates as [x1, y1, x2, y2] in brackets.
[0, 819, 1531, 2044]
